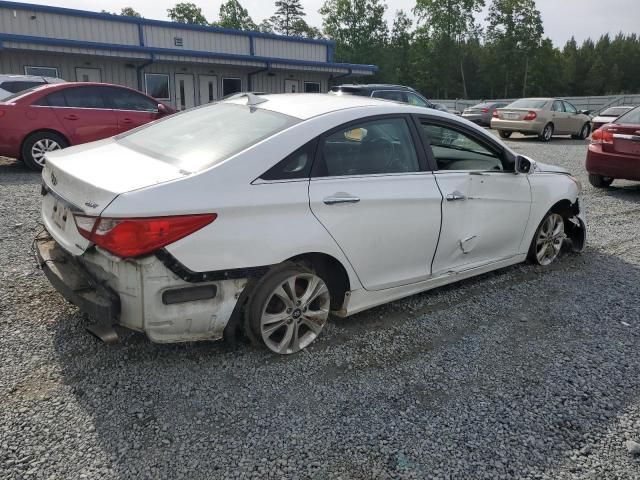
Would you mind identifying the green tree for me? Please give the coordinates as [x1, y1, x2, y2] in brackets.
[319, 0, 388, 67]
[120, 7, 141, 17]
[271, 0, 306, 36]
[387, 10, 414, 86]
[413, 0, 485, 98]
[167, 2, 208, 25]
[217, 0, 256, 30]
[485, 0, 544, 97]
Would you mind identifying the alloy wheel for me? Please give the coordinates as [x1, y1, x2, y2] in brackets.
[543, 125, 553, 141]
[31, 139, 61, 166]
[260, 273, 330, 354]
[535, 213, 565, 265]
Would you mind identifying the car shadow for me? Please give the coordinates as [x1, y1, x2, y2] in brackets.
[0, 157, 41, 186]
[38, 247, 640, 478]
[505, 135, 590, 146]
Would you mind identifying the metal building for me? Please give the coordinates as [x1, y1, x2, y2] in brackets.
[0, 1, 377, 109]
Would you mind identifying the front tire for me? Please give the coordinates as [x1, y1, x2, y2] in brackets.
[539, 123, 554, 142]
[576, 123, 591, 140]
[528, 212, 565, 266]
[246, 264, 331, 355]
[498, 130, 512, 139]
[21, 131, 68, 171]
[588, 173, 614, 188]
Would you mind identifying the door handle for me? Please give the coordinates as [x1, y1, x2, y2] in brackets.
[323, 194, 360, 205]
[446, 191, 466, 201]
[122, 118, 134, 125]
[63, 114, 79, 120]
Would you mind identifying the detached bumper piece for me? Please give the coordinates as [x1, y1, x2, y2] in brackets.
[35, 238, 121, 343]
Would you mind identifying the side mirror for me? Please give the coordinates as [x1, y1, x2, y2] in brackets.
[579, 109, 590, 116]
[157, 103, 168, 114]
[515, 155, 535, 174]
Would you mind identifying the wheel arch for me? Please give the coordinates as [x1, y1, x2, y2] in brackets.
[532, 198, 585, 253]
[286, 252, 351, 310]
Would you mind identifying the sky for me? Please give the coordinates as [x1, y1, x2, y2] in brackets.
[9, 0, 640, 47]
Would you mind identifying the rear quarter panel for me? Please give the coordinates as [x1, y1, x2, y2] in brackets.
[0, 103, 67, 157]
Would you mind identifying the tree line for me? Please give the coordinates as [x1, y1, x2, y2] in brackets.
[107, 0, 640, 99]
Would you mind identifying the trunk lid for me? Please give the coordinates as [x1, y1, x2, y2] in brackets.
[41, 138, 188, 255]
[496, 108, 536, 121]
[605, 123, 640, 157]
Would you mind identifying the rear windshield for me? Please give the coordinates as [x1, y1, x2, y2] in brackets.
[471, 102, 492, 109]
[117, 102, 299, 172]
[507, 99, 549, 109]
[614, 106, 640, 125]
[0, 86, 41, 102]
[601, 106, 632, 117]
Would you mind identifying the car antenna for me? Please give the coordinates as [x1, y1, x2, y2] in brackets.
[227, 92, 268, 106]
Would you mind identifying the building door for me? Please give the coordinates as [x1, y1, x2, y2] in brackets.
[75, 67, 101, 82]
[175, 73, 195, 111]
[284, 79, 299, 93]
[198, 75, 218, 105]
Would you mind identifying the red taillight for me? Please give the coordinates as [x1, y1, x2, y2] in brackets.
[492, 110, 499, 118]
[73, 214, 217, 258]
[523, 111, 537, 121]
[482, 108, 489, 113]
[591, 128, 614, 145]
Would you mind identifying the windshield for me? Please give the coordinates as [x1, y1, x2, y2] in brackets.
[117, 103, 299, 172]
[507, 99, 549, 109]
[601, 106, 632, 117]
[614, 106, 640, 125]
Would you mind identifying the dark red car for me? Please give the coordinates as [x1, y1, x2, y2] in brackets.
[586, 106, 640, 188]
[0, 82, 174, 170]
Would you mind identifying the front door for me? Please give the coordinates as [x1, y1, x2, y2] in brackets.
[308, 116, 442, 291]
[102, 86, 163, 133]
[199, 75, 218, 105]
[551, 99, 570, 134]
[75, 67, 101, 82]
[284, 79, 299, 93]
[175, 74, 195, 111]
[418, 120, 531, 274]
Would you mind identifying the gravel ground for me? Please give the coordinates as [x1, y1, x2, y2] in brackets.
[1, 134, 640, 480]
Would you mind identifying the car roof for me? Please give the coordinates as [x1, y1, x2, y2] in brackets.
[224, 93, 437, 120]
[332, 84, 415, 91]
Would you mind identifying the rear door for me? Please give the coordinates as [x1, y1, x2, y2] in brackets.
[308, 115, 442, 290]
[48, 86, 118, 144]
[551, 100, 569, 133]
[563, 101, 583, 135]
[417, 117, 531, 274]
[103, 86, 162, 132]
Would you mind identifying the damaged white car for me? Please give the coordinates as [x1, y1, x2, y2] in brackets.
[36, 93, 586, 354]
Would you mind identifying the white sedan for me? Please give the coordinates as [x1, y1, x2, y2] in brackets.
[36, 93, 586, 354]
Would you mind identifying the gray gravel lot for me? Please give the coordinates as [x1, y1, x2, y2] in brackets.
[1, 134, 640, 479]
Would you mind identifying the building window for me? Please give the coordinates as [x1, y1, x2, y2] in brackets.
[222, 77, 242, 97]
[24, 66, 59, 78]
[304, 82, 321, 93]
[145, 74, 170, 100]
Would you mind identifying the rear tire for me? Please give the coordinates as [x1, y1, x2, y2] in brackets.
[21, 131, 68, 171]
[539, 123, 554, 142]
[246, 264, 331, 355]
[588, 173, 614, 188]
[498, 130, 512, 139]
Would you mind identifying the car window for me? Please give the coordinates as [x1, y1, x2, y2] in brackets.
[601, 107, 631, 116]
[63, 87, 106, 109]
[0, 80, 44, 93]
[508, 99, 548, 109]
[118, 103, 298, 173]
[260, 141, 316, 181]
[315, 117, 419, 177]
[371, 90, 407, 103]
[32, 90, 67, 107]
[406, 92, 429, 107]
[563, 101, 577, 114]
[615, 106, 640, 125]
[104, 87, 158, 112]
[552, 100, 565, 112]
[420, 122, 505, 172]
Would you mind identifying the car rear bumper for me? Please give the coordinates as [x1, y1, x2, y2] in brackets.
[491, 118, 544, 134]
[461, 113, 487, 124]
[36, 232, 248, 343]
[35, 237, 120, 323]
[586, 144, 640, 181]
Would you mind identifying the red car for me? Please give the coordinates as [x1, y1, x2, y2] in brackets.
[586, 105, 640, 188]
[0, 82, 174, 170]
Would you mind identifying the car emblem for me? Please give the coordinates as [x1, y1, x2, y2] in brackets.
[50, 171, 57, 186]
[84, 201, 99, 209]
